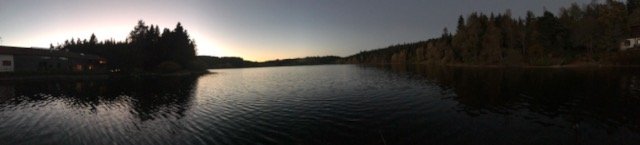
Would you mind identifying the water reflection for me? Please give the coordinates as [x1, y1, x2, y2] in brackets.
[376, 64, 640, 132]
[0, 76, 200, 121]
[2, 65, 640, 144]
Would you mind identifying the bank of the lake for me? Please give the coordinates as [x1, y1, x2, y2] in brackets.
[0, 70, 210, 81]
[347, 62, 640, 69]
[441, 63, 640, 68]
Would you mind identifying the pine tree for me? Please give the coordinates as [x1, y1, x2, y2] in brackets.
[628, 0, 640, 13]
[89, 33, 97, 45]
[538, 11, 569, 53]
[457, 15, 465, 32]
[481, 16, 503, 63]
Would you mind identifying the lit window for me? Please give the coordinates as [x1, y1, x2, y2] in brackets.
[2, 60, 11, 66]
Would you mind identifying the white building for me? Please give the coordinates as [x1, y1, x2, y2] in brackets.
[620, 38, 640, 51]
[621, 25, 640, 51]
[0, 54, 14, 72]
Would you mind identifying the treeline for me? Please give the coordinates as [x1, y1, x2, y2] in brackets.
[52, 20, 202, 72]
[344, 0, 640, 66]
[197, 56, 341, 69]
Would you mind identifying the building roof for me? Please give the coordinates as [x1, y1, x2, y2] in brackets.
[0, 45, 101, 59]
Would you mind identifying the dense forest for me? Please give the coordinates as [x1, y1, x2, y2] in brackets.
[52, 20, 202, 72]
[343, 0, 640, 66]
[197, 56, 341, 69]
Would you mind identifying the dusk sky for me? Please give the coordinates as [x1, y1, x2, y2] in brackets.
[1, 0, 592, 61]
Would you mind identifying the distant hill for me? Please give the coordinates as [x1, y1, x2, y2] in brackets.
[197, 56, 256, 68]
[197, 56, 341, 69]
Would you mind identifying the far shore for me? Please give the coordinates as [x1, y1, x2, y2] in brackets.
[445, 64, 640, 68]
[351, 63, 640, 68]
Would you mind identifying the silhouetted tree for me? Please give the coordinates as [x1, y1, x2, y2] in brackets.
[54, 20, 201, 72]
[89, 33, 97, 45]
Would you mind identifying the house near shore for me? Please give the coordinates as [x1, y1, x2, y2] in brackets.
[0, 46, 106, 73]
[620, 25, 640, 51]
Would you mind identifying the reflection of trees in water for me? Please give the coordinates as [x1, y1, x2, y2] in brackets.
[0, 76, 200, 121]
[378, 64, 640, 131]
[115, 76, 199, 121]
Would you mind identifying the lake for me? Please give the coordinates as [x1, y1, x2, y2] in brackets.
[1, 65, 639, 145]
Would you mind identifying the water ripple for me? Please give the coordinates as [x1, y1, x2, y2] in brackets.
[1, 65, 640, 144]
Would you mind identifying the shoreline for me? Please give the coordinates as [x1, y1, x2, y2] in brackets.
[445, 64, 640, 68]
[0, 70, 211, 81]
[1, 63, 638, 81]
[352, 63, 640, 68]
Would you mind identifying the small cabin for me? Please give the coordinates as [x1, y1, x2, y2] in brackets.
[621, 25, 640, 51]
[0, 46, 106, 73]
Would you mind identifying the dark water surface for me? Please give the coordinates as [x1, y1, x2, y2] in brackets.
[1, 65, 639, 145]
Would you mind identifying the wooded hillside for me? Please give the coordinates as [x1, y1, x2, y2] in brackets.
[344, 0, 640, 66]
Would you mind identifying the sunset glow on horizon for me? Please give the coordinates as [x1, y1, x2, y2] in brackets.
[1, 0, 591, 61]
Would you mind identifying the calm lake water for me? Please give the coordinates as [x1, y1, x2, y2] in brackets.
[1, 65, 640, 145]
